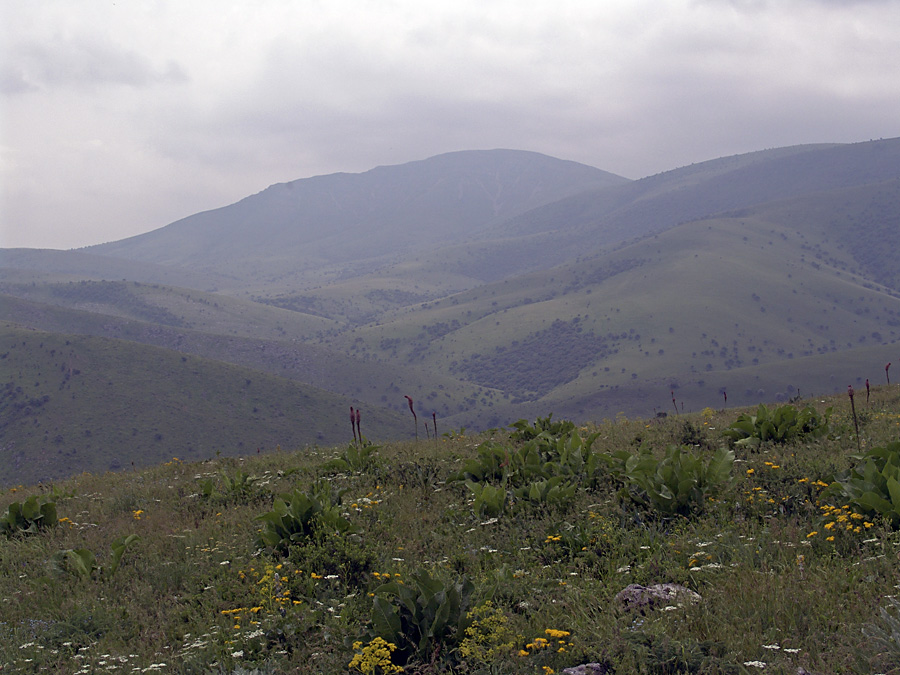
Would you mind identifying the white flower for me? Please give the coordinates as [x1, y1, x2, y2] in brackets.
[762, 644, 780, 650]
[743, 661, 766, 668]
[231, 650, 244, 658]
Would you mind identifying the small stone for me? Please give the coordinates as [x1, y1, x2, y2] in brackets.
[614, 583, 701, 612]
[563, 663, 612, 675]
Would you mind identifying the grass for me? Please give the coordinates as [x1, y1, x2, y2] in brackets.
[3, 388, 900, 673]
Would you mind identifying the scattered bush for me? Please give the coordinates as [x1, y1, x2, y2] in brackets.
[366, 568, 475, 666]
[1, 494, 58, 537]
[256, 483, 358, 552]
[612, 445, 736, 516]
[722, 403, 831, 448]
[825, 441, 900, 525]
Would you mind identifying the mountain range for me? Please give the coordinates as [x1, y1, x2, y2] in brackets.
[3, 139, 900, 486]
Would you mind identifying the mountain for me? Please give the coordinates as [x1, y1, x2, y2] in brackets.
[85, 149, 626, 288]
[4, 140, 900, 485]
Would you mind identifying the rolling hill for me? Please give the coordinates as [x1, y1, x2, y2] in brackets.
[0, 321, 409, 487]
[4, 140, 900, 485]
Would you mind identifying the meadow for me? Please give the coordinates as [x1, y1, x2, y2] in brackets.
[3, 388, 900, 674]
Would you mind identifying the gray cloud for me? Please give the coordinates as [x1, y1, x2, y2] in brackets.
[2, 0, 900, 249]
[2, 37, 188, 94]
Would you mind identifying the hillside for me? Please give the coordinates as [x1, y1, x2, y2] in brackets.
[4, 140, 900, 483]
[3, 391, 900, 673]
[0, 322, 409, 487]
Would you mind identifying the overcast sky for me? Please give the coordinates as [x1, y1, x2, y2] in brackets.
[2, 0, 899, 250]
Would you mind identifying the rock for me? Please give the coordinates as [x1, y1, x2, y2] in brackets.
[562, 664, 612, 675]
[614, 583, 701, 612]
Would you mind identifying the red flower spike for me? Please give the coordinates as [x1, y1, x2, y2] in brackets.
[404, 395, 418, 440]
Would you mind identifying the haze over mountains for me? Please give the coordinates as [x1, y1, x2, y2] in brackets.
[4, 139, 900, 486]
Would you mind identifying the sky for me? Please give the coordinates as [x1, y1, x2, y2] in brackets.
[2, 0, 900, 250]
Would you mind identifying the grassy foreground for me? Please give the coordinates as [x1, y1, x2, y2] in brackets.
[3, 389, 900, 674]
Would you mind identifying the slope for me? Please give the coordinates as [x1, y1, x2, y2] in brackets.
[349, 198, 900, 426]
[0, 322, 409, 487]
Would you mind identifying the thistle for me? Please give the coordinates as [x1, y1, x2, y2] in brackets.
[355, 408, 362, 444]
[350, 406, 358, 445]
[404, 395, 418, 440]
[887, 362, 892, 385]
[433, 411, 437, 439]
[671, 390, 678, 416]
[866, 378, 870, 406]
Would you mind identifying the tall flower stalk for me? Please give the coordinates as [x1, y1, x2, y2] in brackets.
[404, 395, 418, 440]
[848, 385, 861, 454]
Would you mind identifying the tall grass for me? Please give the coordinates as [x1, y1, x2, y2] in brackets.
[2, 389, 900, 673]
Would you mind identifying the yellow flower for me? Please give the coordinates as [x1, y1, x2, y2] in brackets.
[746, 468, 755, 475]
[826, 536, 835, 542]
[824, 522, 835, 530]
[807, 531, 818, 538]
[545, 629, 571, 638]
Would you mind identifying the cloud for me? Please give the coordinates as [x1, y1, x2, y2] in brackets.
[1, 37, 188, 94]
[2, 0, 900, 249]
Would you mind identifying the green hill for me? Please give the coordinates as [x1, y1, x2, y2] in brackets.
[5, 140, 900, 478]
[0, 322, 408, 487]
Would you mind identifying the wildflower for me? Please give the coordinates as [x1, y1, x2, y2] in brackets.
[744, 661, 766, 668]
[747, 468, 755, 475]
[133, 510, 144, 520]
[826, 536, 835, 542]
[806, 531, 818, 538]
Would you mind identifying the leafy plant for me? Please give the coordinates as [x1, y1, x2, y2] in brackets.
[617, 445, 736, 516]
[453, 426, 602, 490]
[256, 483, 358, 552]
[367, 568, 476, 665]
[824, 441, 900, 525]
[0, 494, 58, 537]
[509, 413, 575, 441]
[52, 534, 141, 580]
[721, 403, 831, 448]
[198, 469, 264, 504]
[321, 443, 380, 473]
[512, 476, 576, 506]
[466, 481, 507, 518]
